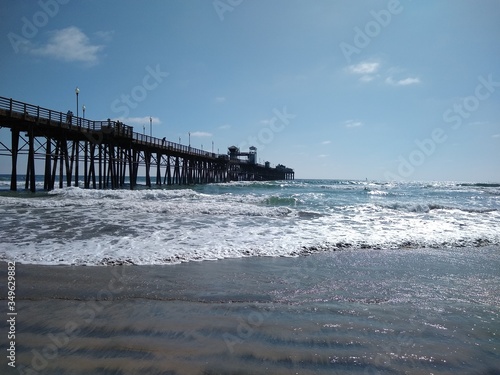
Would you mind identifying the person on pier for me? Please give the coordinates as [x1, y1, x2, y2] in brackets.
[66, 110, 73, 125]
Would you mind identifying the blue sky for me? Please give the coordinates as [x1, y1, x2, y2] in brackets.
[0, 0, 499, 181]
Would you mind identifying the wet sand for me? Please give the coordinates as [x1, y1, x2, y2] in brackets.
[1, 248, 499, 374]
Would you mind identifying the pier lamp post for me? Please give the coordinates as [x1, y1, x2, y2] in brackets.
[83, 104, 87, 188]
[179, 137, 181, 144]
[75, 87, 79, 125]
[212, 141, 214, 154]
[143, 124, 145, 135]
[74, 87, 80, 187]
[188, 132, 191, 147]
[150, 116, 152, 137]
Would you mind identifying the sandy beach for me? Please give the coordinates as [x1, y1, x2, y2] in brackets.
[2, 247, 499, 375]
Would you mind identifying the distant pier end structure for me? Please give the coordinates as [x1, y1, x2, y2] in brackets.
[227, 146, 294, 181]
[0, 96, 294, 192]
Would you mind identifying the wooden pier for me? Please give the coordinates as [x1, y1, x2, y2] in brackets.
[0, 96, 294, 192]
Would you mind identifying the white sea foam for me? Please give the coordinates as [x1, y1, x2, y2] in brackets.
[0, 180, 499, 265]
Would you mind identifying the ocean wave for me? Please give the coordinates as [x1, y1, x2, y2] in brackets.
[378, 202, 498, 214]
[297, 211, 324, 219]
[458, 182, 500, 188]
[263, 195, 300, 206]
[4, 236, 497, 266]
[1, 179, 499, 266]
[367, 190, 390, 196]
[0, 189, 293, 218]
[293, 237, 499, 255]
[47, 186, 201, 200]
[215, 180, 288, 189]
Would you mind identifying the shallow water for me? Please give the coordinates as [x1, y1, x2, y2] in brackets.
[2, 246, 499, 374]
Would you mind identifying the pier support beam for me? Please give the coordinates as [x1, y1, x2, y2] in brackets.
[98, 144, 103, 189]
[26, 127, 36, 192]
[74, 140, 79, 187]
[156, 152, 161, 185]
[84, 141, 88, 188]
[128, 148, 134, 190]
[44, 138, 51, 190]
[145, 151, 151, 188]
[164, 156, 171, 185]
[87, 143, 96, 189]
[10, 129, 19, 191]
[174, 157, 180, 185]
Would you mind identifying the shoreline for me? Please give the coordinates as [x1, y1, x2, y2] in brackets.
[2, 246, 500, 302]
[3, 237, 500, 267]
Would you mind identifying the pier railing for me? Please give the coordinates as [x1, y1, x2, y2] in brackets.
[0, 96, 225, 160]
[132, 132, 219, 158]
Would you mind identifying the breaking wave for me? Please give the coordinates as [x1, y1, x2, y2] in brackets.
[1, 179, 499, 265]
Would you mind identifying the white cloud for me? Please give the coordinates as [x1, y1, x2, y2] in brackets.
[321, 140, 331, 145]
[348, 61, 380, 74]
[190, 131, 213, 137]
[359, 75, 377, 82]
[115, 116, 161, 126]
[493, 134, 500, 138]
[386, 76, 420, 86]
[347, 61, 421, 86]
[30, 27, 104, 65]
[318, 154, 329, 158]
[399, 77, 420, 85]
[218, 124, 231, 130]
[94, 30, 115, 42]
[215, 96, 226, 103]
[345, 120, 363, 128]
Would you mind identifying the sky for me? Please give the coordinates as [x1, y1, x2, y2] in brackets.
[0, 0, 499, 181]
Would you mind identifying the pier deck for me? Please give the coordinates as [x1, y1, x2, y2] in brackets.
[0, 96, 294, 192]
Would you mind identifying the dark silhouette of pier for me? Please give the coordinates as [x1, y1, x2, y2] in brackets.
[0, 96, 294, 192]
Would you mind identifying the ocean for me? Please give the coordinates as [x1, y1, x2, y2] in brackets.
[0, 177, 499, 374]
[0, 177, 499, 265]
